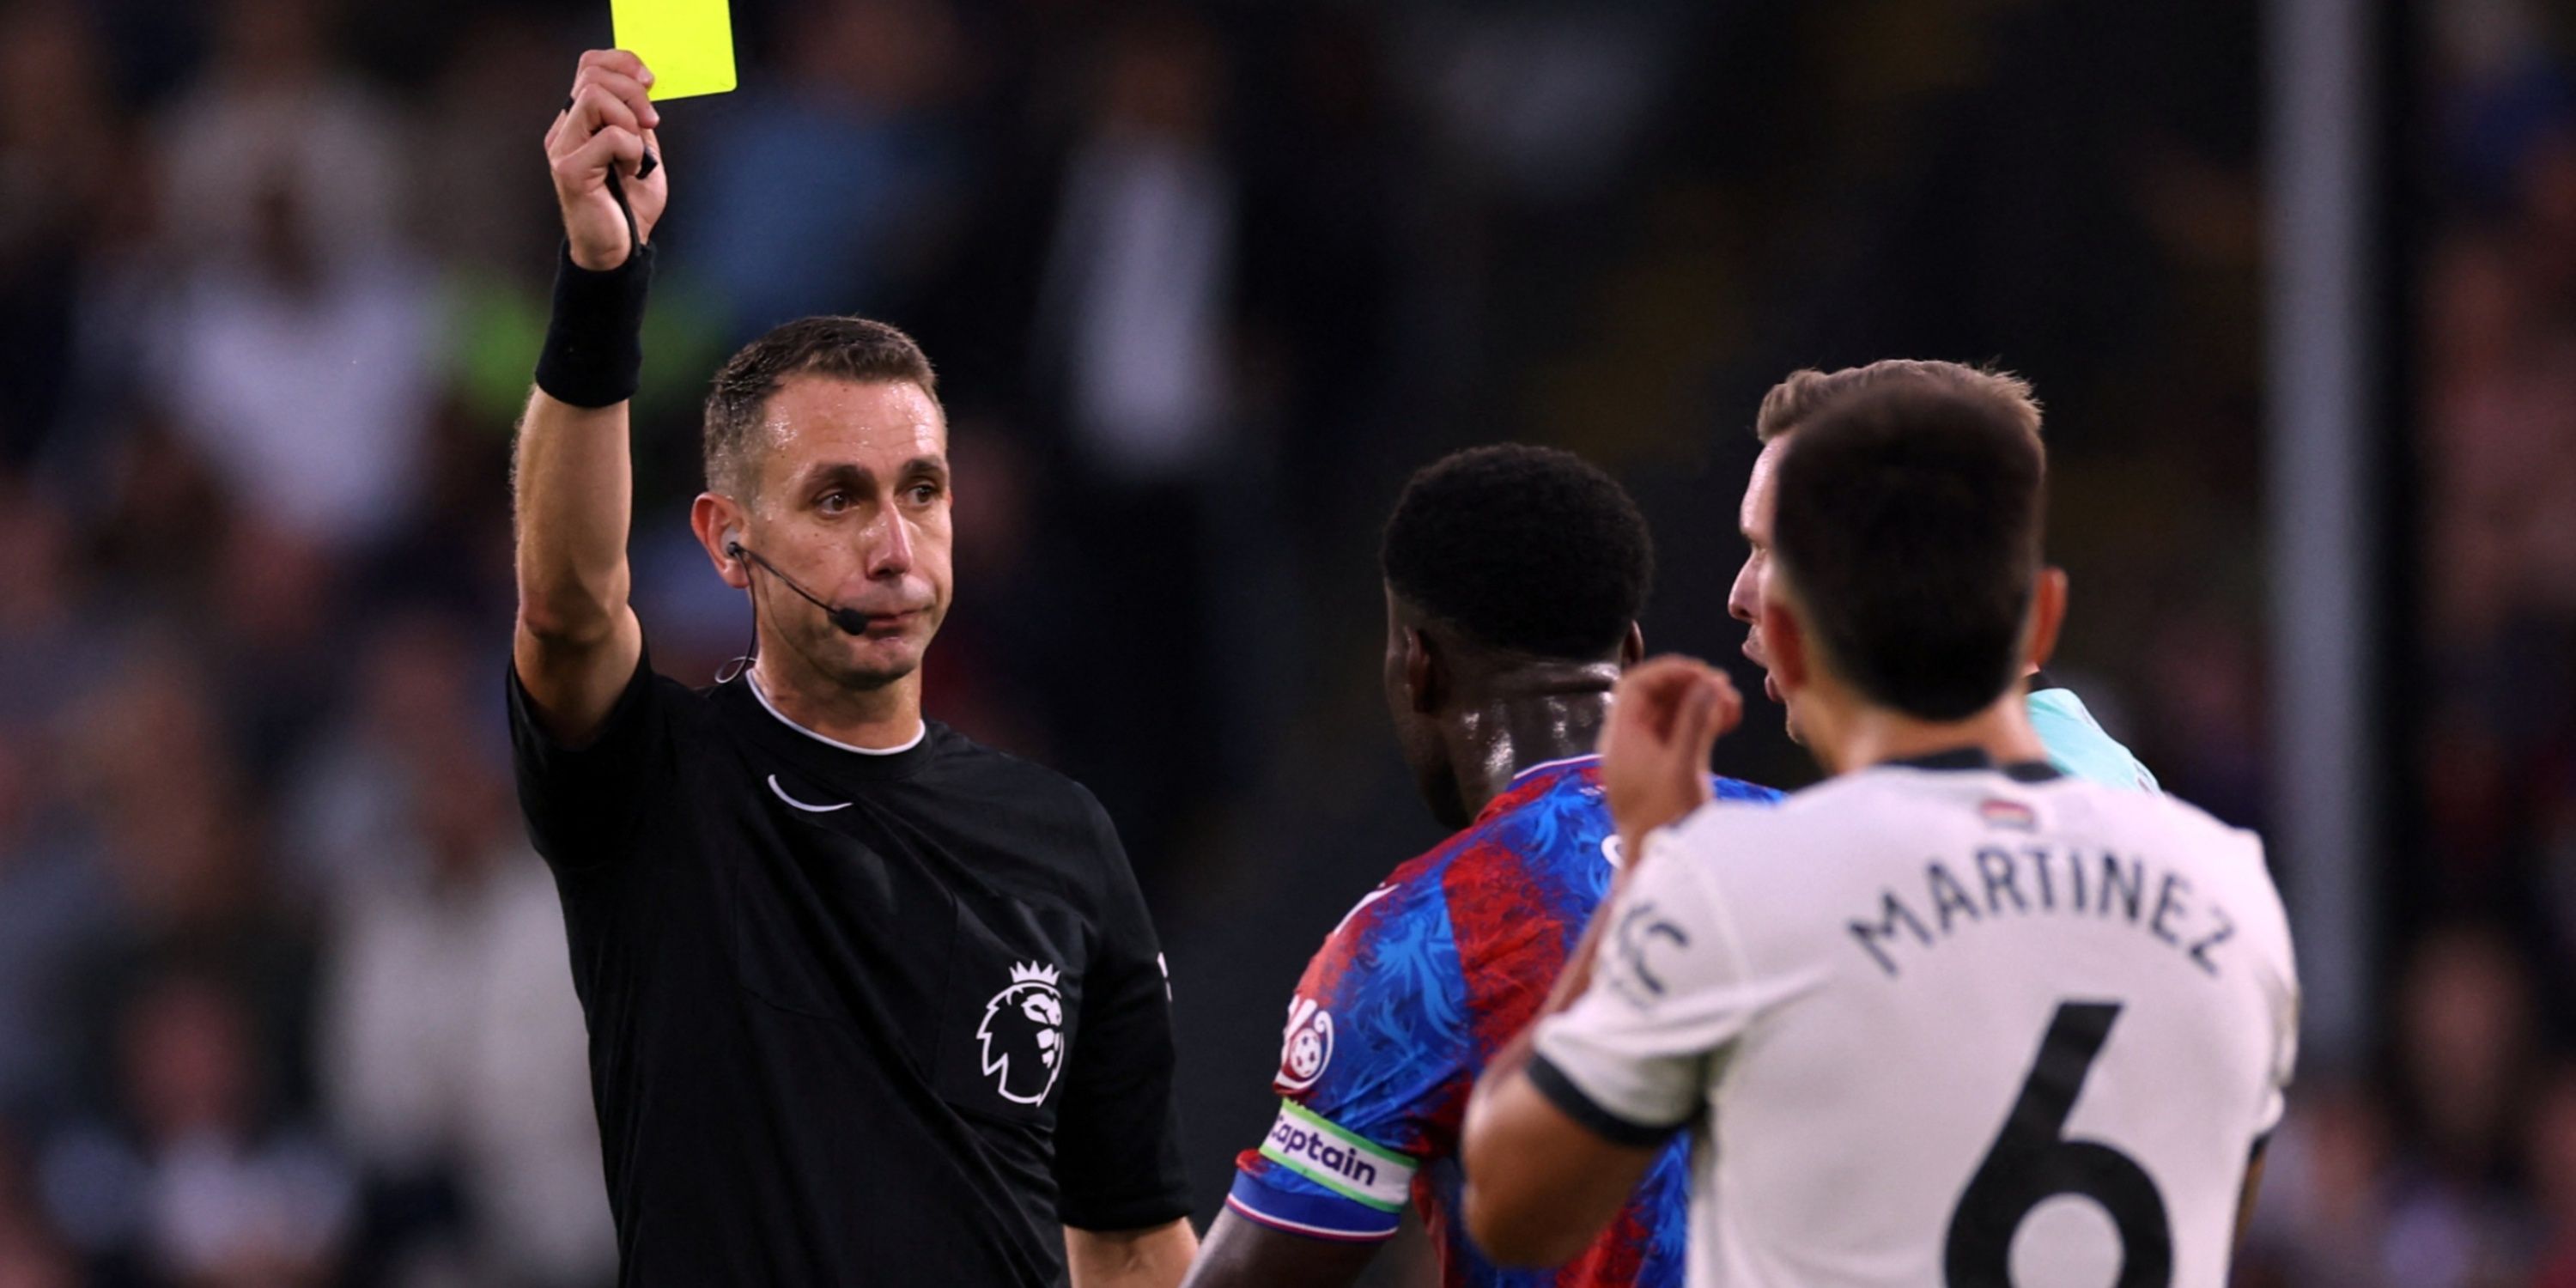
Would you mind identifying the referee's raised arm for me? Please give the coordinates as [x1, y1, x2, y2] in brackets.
[513, 50, 666, 745]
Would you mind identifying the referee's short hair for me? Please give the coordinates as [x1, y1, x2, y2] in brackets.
[1770, 383, 2044, 721]
[703, 317, 941, 499]
[1754, 360, 2040, 444]
[1381, 444, 1653, 661]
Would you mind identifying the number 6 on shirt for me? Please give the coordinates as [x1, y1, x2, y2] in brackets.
[1944, 1000, 2174, 1287]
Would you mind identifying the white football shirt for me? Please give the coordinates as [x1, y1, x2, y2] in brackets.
[1531, 753, 2297, 1288]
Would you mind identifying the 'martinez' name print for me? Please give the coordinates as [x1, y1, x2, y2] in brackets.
[1849, 845, 2239, 979]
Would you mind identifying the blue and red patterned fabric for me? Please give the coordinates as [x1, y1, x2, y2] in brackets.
[1227, 755, 1781, 1285]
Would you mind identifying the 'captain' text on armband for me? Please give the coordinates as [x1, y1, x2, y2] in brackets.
[1846, 845, 2238, 980]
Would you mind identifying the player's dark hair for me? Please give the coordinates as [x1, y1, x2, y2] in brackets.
[1381, 445, 1653, 660]
[1770, 385, 2044, 720]
[1755, 360, 2040, 443]
[703, 317, 941, 497]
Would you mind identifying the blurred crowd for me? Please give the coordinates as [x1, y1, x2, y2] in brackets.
[2228, 3, 2576, 1287]
[0, 0, 610, 1280]
[0, 0, 2566, 1283]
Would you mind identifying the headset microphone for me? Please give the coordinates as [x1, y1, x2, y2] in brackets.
[727, 541, 872, 637]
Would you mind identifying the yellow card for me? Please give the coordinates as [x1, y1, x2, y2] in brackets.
[611, 0, 737, 100]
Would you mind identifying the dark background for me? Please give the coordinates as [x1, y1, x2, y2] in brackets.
[0, 0, 2567, 1284]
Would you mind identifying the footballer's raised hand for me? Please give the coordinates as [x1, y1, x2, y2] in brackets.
[1598, 657, 1740, 861]
[544, 49, 668, 270]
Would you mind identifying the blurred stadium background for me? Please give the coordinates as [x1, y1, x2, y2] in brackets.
[0, 0, 2567, 1283]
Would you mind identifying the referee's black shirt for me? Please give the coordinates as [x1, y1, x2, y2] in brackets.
[507, 647, 1190, 1286]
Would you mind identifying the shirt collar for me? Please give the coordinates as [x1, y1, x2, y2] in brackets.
[1882, 746, 2063, 783]
[1508, 752, 1601, 786]
[746, 671, 927, 755]
[1472, 753, 1601, 825]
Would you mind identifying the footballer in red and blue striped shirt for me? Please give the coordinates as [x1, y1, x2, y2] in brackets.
[1182, 445, 1779, 1288]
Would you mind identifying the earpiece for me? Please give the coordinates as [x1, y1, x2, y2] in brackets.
[727, 538, 872, 637]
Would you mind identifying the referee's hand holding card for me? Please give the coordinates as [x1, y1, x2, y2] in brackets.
[510, 48, 1198, 1288]
[546, 50, 664, 275]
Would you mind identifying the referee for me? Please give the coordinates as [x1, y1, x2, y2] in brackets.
[509, 52, 1195, 1286]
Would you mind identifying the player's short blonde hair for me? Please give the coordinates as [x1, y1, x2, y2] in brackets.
[1754, 361, 2041, 444]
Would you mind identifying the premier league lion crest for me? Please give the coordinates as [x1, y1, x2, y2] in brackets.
[977, 961, 1066, 1105]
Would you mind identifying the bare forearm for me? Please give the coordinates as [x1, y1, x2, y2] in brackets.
[1461, 1070, 1656, 1266]
[512, 387, 636, 643]
[1067, 1218, 1197, 1288]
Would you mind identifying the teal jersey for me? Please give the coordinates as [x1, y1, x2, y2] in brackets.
[2027, 683, 2160, 793]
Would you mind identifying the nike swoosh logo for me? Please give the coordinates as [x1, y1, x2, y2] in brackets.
[767, 774, 850, 813]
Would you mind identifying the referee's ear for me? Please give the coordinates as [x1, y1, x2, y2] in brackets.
[690, 492, 753, 590]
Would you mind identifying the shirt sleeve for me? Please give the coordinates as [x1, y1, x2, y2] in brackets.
[1530, 822, 1772, 1144]
[504, 643, 680, 873]
[1052, 799, 1192, 1231]
[1225, 872, 1464, 1243]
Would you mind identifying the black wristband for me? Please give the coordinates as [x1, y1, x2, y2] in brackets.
[534, 238, 653, 408]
